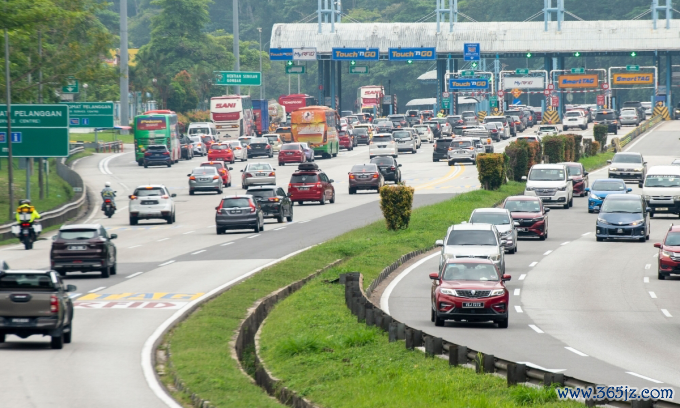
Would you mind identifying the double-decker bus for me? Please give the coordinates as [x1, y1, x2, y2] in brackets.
[133, 110, 180, 166]
[210, 95, 254, 138]
[291, 106, 339, 158]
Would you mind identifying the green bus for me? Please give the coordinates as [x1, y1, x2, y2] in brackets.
[133, 110, 181, 166]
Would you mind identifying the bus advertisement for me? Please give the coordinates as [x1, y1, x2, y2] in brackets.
[358, 85, 384, 116]
[133, 110, 180, 166]
[210, 95, 254, 138]
[291, 106, 339, 158]
[278, 94, 315, 114]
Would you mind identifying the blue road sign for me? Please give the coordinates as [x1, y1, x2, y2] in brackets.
[70, 118, 80, 125]
[11, 132, 22, 143]
[464, 43, 480, 61]
[82, 118, 90, 125]
[388, 47, 436, 61]
[332, 48, 379, 61]
[269, 48, 294, 60]
[448, 79, 489, 90]
[513, 98, 522, 105]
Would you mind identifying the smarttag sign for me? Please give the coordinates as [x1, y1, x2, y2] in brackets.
[448, 79, 489, 90]
[612, 73, 654, 85]
[269, 48, 293, 60]
[332, 48, 379, 61]
[557, 74, 598, 89]
[388, 47, 436, 61]
[0, 104, 69, 157]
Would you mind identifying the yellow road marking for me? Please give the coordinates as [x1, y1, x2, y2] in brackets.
[415, 165, 466, 191]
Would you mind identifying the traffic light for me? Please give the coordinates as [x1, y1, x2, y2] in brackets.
[407, 59, 413, 64]
[630, 51, 637, 57]
[350, 60, 356, 66]
[526, 52, 532, 58]
[471, 61, 478, 69]
[286, 61, 293, 67]
[574, 51, 581, 57]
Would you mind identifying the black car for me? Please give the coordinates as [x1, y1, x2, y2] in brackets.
[433, 137, 453, 162]
[179, 135, 194, 160]
[354, 128, 370, 145]
[246, 186, 293, 223]
[247, 137, 273, 158]
[370, 156, 402, 183]
[143, 145, 172, 168]
[50, 224, 118, 278]
[215, 195, 265, 234]
[376, 121, 394, 134]
[593, 110, 620, 134]
[423, 121, 441, 139]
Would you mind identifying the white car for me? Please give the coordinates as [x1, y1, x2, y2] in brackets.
[535, 125, 559, 137]
[516, 135, 541, 143]
[642, 165, 680, 217]
[392, 130, 417, 154]
[225, 140, 248, 162]
[402, 128, 421, 148]
[563, 111, 588, 131]
[369, 134, 398, 158]
[263, 134, 283, 153]
[522, 164, 573, 209]
[128, 185, 177, 225]
[413, 124, 434, 143]
[189, 136, 206, 156]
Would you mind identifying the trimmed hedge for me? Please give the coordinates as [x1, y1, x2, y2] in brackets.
[593, 124, 608, 151]
[476, 153, 507, 190]
[582, 138, 593, 157]
[527, 141, 542, 168]
[542, 135, 565, 163]
[573, 134, 583, 161]
[379, 184, 415, 230]
[590, 140, 600, 156]
[504, 141, 529, 182]
[561, 134, 576, 162]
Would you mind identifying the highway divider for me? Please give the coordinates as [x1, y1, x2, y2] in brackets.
[610, 115, 664, 151]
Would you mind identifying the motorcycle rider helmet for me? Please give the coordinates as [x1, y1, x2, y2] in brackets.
[20, 199, 31, 205]
[105, 181, 111, 187]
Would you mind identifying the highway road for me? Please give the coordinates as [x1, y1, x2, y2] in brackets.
[385, 120, 680, 400]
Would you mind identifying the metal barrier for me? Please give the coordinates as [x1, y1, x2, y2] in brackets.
[609, 116, 663, 152]
[97, 141, 124, 153]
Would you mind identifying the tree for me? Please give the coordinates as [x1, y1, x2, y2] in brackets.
[167, 70, 198, 112]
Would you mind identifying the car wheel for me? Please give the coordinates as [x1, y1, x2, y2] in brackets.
[253, 220, 260, 233]
[539, 234, 546, 241]
[563, 126, 568, 131]
[129, 216, 138, 226]
[349, 187, 356, 195]
[430, 308, 435, 322]
[101, 265, 110, 278]
[286, 207, 293, 222]
[433, 157, 439, 162]
[50, 332, 64, 349]
[167, 162, 171, 168]
[277, 210, 285, 223]
[497, 319, 509, 329]
[569, 196, 573, 207]
[56, 269, 66, 277]
[298, 201, 304, 205]
[143, 163, 148, 168]
[513, 244, 518, 254]
[588, 209, 593, 213]
[216, 227, 223, 235]
[563, 201, 569, 209]
[63, 325, 72, 344]
[596, 236, 604, 242]
[189, 190, 195, 196]
[658, 271, 666, 280]
[650, 212, 655, 218]
[320, 196, 326, 205]
[330, 191, 335, 204]
[434, 313, 445, 327]
[110, 263, 117, 275]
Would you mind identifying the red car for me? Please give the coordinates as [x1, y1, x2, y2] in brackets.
[200, 161, 232, 187]
[339, 131, 354, 151]
[288, 163, 335, 205]
[279, 143, 307, 166]
[207, 143, 235, 163]
[560, 162, 589, 197]
[502, 196, 550, 240]
[654, 224, 680, 280]
[430, 258, 510, 328]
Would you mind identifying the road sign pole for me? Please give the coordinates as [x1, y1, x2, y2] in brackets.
[95, 128, 99, 153]
[4, 27, 14, 219]
[25, 159, 30, 201]
[233, 0, 240, 95]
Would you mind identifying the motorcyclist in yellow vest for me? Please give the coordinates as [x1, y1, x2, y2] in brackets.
[437, 110, 445, 118]
[16, 200, 41, 223]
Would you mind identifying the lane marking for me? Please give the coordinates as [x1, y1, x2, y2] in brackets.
[661, 309, 672, 318]
[517, 361, 565, 373]
[626, 372, 663, 384]
[128, 245, 142, 249]
[644, 277, 649, 283]
[298, 220, 311, 224]
[89, 286, 106, 293]
[247, 235, 260, 239]
[381, 252, 441, 314]
[514, 305, 523, 313]
[127, 272, 144, 279]
[653, 253, 659, 258]
[582, 232, 591, 236]
[543, 250, 552, 255]
[529, 324, 544, 334]
[415, 164, 466, 191]
[182, 231, 195, 235]
[649, 291, 657, 299]
[68, 293, 81, 299]
[514, 288, 521, 296]
[565, 347, 589, 357]
[191, 250, 206, 255]
[274, 227, 286, 231]
[529, 262, 538, 267]
[158, 238, 169, 242]
[561, 241, 570, 246]
[519, 274, 527, 280]
[645, 264, 651, 270]
[159, 260, 175, 267]
[206, 225, 215, 228]
[220, 242, 234, 246]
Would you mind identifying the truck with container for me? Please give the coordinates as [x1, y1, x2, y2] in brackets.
[252, 99, 269, 136]
[278, 94, 316, 114]
[357, 85, 384, 116]
[210, 95, 254, 138]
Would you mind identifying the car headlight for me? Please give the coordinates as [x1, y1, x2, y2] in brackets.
[557, 185, 567, 191]
[530, 217, 544, 222]
[597, 217, 609, 224]
[525, 186, 535, 191]
[609, 168, 618, 171]
[643, 195, 651, 200]
[662, 250, 671, 258]
[589, 193, 601, 200]
[633, 168, 643, 172]
[630, 219, 645, 226]
[440, 288, 458, 296]
[489, 254, 501, 262]
[501, 230, 512, 237]
[489, 289, 505, 297]
[673, 196, 680, 201]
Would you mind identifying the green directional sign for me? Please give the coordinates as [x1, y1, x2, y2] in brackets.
[349, 65, 369, 74]
[285, 66, 306, 74]
[442, 98, 450, 109]
[0, 104, 70, 157]
[515, 68, 530, 75]
[214, 71, 261, 86]
[62, 77, 79, 94]
[626, 65, 640, 72]
[490, 95, 498, 102]
[461, 70, 476, 76]
[570, 68, 585, 74]
[61, 102, 114, 128]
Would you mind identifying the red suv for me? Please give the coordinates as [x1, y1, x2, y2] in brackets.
[654, 224, 680, 280]
[207, 143, 235, 163]
[200, 161, 233, 187]
[339, 131, 354, 151]
[288, 163, 335, 205]
[560, 162, 589, 196]
[430, 258, 511, 328]
[279, 143, 306, 166]
[502, 196, 550, 240]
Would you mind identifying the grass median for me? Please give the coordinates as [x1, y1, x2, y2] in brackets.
[579, 151, 614, 172]
[69, 130, 133, 144]
[165, 182, 536, 408]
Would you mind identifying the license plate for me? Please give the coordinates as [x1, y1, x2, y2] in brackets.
[617, 228, 624, 233]
[68, 245, 86, 250]
[656, 207, 669, 211]
[286, 152, 292, 155]
[593, 206, 600, 210]
[623, 173, 630, 176]
[378, 145, 385, 148]
[298, 187, 310, 191]
[12, 318, 29, 323]
[229, 210, 241, 214]
[462, 302, 483, 308]
[518, 228, 528, 232]
[200, 178, 210, 182]
[141, 201, 156, 205]
[256, 173, 266, 176]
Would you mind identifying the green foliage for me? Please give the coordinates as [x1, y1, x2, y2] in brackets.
[379, 184, 414, 230]
[572, 134, 583, 161]
[560, 134, 576, 162]
[579, 151, 614, 172]
[542, 136, 565, 163]
[167, 70, 199, 113]
[510, 384, 558, 405]
[504, 140, 529, 181]
[593, 125, 608, 151]
[476, 153, 506, 190]
[591, 140, 601, 156]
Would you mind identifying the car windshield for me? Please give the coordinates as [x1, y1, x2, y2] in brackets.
[59, 229, 98, 240]
[665, 232, 680, 246]
[351, 164, 378, 172]
[247, 163, 272, 171]
[281, 144, 300, 151]
[373, 136, 392, 143]
[601, 198, 643, 213]
[193, 167, 218, 175]
[612, 154, 642, 164]
[370, 157, 394, 166]
[529, 168, 565, 181]
[239, 138, 252, 146]
[442, 263, 499, 281]
[425, 122, 438, 128]
[211, 144, 229, 150]
[566, 165, 582, 176]
[221, 198, 251, 208]
[452, 140, 473, 148]
[595, 112, 616, 120]
[291, 174, 319, 183]
[248, 189, 275, 198]
[592, 181, 626, 191]
[539, 126, 556, 132]
[565, 112, 581, 117]
[354, 128, 368, 135]
[377, 121, 391, 127]
[0, 274, 56, 290]
[393, 131, 410, 140]
[265, 136, 279, 143]
[621, 111, 637, 117]
[148, 145, 167, 151]
[645, 175, 680, 188]
[504, 200, 541, 212]
[189, 127, 210, 135]
[190, 136, 201, 143]
[134, 187, 165, 196]
[446, 230, 497, 246]
[227, 142, 241, 148]
[470, 212, 511, 225]
[299, 143, 309, 149]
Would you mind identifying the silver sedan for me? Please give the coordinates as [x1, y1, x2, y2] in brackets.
[619, 111, 640, 126]
[241, 162, 276, 189]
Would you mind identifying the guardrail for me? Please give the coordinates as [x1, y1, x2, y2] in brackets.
[342, 249, 680, 408]
[0, 146, 89, 242]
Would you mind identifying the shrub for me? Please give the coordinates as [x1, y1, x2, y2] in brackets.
[573, 134, 583, 160]
[526, 141, 542, 168]
[561, 134, 576, 162]
[582, 138, 593, 157]
[476, 153, 506, 190]
[593, 124, 608, 151]
[542, 135, 565, 163]
[379, 184, 415, 230]
[502, 142, 528, 182]
[590, 140, 600, 156]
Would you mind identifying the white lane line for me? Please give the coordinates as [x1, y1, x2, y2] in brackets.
[582, 232, 591, 236]
[159, 260, 175, 267]
[514, 305, 523, 313]
[543, 250, 553, 255]
[119, 182, 129, 191]
[274, 227, 286, 231]
[182, 231, 195, 235]
[626, 372, 664, 384]
[565, 347, 589, 357]
[158, 238, 169, 242]
[206, 225, 215, 228]
[127, 272, 143, 279]
[653, 253, 659, 258]
[661, 309, 673, 318]
[519, 274, 527, 280]
[247, 235, 260, 239]
[529, 262, 538, 267]
[191, 250, 206, 255]
[88, 286, 106, 293]
[644, 277, 650, 283]
[529, 324, 544, 334]
[220, 242, 234, 246]
[514, 288, 521, 296]
[645, 264, 651, 269]
[298, 220, 311, 224]
[561, 241, 570, 246]
[128, 245, 142, 249]
[381, 252, 440, 314]
[68, 293, 81, 299]
[649, 291, 657, 299]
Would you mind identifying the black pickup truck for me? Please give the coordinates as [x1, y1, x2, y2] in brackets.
[0, 270, 76, 349]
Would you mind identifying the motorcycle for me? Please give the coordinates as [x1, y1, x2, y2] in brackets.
[103, 199, 115, 218]
[11, 213, 41, 250]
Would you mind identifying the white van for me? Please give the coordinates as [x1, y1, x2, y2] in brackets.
[187, 122, 218, 140]
[522, 164, 573, 209]
[641, 166, 680, 217]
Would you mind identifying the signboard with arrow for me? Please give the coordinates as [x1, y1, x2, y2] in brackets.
[62, 77, 79, 94]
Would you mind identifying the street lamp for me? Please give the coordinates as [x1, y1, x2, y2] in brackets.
[82, 83, 88, 102]
[257, 27, 263, 99]
[152, 78, 159, 108]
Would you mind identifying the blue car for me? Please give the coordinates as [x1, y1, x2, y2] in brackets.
[586, 179, 632, 213]
[596, 194, 650, 242]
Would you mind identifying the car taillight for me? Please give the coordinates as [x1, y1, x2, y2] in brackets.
[220, 169, 226, 174]
[216, 200, 224, 213]
[315, 183, 323, 188]
[266, 144, 271, 149]
[390, 166, 396, 171]
[163, 152, 169, 155]
[249, 202, 257, 213]
[129, 195, 137, 200]
[144, 152, 151, 156]
[349, 174, 355, 179]
[245, 173, 253, 178]
[161, 195, 169, 199]
[448, 147, 452, 151]
[213, 175, 219, 180]
[372, 173, 379, 179]
[247, 146, 251, 149]
[227, 149, 232, 153]
[50, 295, 59, 313]
[269, 197, 280, 202]
[105, 199, 111, 203]
[189, 176, 196, 180]
[269, 172, 275, 176]
[288, 183, 292, 190]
